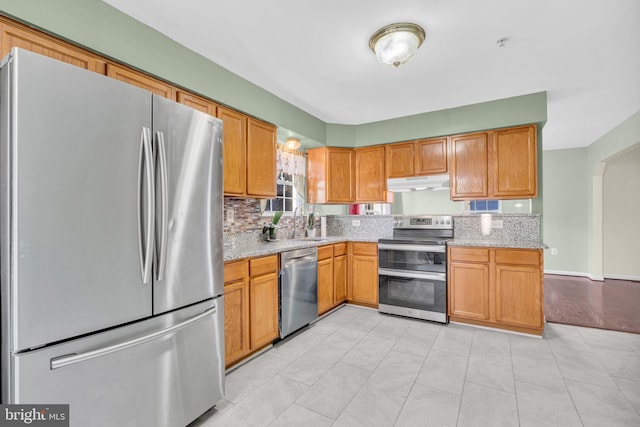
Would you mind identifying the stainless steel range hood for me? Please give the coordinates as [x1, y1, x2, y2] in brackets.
[387, 174, 450, 192]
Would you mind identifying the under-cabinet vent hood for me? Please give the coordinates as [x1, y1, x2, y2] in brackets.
[387, 174, 450, 192]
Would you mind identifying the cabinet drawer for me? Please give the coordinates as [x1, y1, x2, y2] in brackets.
[318, 245, 334, 261]
[495, 249, 541, 266]
[250, 255, 278, 276]
[333, 242, 347, 256]
[351, 242, 378, 256]
[449, 247, 490, 263]
[224, 259, 248, 284]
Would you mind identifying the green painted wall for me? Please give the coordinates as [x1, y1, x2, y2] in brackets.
[351, 92, 547, 146]
[542, 148, 589, 274]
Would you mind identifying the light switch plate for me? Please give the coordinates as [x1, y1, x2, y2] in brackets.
[352, 219, 361, 227]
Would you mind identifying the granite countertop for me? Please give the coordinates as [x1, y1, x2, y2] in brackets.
[448, 239, 547, 250]
[223, 236, 379, 262]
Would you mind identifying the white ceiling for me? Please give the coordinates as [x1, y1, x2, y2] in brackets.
[103, 0, 640, 151]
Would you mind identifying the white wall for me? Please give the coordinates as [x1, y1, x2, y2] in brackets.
[603, 145, 640, 279]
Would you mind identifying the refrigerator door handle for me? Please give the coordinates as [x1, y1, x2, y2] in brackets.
[156, 131, 168, 282]
[50, 305, 217, 370]
[137, 127, 155, 284]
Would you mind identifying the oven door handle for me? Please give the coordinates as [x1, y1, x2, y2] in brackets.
[378, 268, 445, 281]
[378, 243, 446, 253]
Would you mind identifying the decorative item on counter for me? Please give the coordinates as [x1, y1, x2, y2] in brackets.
[307, 212, 316, 238]
[349, 203, 360, 215]
[262, 210, 283, 241]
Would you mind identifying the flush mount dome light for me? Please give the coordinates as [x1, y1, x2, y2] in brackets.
[369, 23, 425, 68]
[285, 137, 301, 150]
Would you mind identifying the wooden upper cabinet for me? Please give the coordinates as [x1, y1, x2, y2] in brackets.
[449, 132, 489, 200]
[307, 147, 355, 204]
[0, 21, 106, 73]
[386, 142, 415, 178]
[177, 91, 217, 116]
[106, 63, 176, 99]
[218, 106, 247, 196]
[416, 137, 448, 175]
[355, 146, 386, 202]
[491, 125, 537, 198]
[246, 118, 276, 198]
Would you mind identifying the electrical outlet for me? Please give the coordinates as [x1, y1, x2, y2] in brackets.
[491, 220, 504, 229]
[352, 219, 361, 227]
[550, 248, 558, 255]
[226, 208, 234, 222]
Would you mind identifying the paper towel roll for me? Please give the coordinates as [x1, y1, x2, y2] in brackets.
[320, 216, 327, 237]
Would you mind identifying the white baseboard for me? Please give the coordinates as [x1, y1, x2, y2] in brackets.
[605, 274, 640, 282]
[543, 270, 604, 281]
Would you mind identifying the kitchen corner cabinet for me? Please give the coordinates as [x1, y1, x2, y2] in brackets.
[0, 20, 106, 73]
[223, 254, 279, 368]
[449, 124, 537, 200]
[448, 246, 544, 335]
[348, 242, 378, 308]
[217, 107, 276, 198]
[106, 63, 176, 99]
[355, 146, 387, 203]
[307, 147, 355, 204]
[317, 243, 348, 315]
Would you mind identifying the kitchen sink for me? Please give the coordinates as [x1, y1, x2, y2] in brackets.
[293, 237, 330, 243]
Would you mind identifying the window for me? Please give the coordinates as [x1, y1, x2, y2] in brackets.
[263, 145, 306, 215]
[468, 200, 500, 213]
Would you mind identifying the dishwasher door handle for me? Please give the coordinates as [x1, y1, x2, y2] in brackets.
[283, 256, 316, 268]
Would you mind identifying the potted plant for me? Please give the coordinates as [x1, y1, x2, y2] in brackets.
[262, 210, 283, 241]
[307, 212, 316, 238]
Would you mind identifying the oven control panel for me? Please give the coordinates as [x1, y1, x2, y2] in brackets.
[393, 215, 453, 229]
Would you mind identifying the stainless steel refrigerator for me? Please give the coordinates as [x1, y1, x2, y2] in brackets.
[0, 48, 224, 426]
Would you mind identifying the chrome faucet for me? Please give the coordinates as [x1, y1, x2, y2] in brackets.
[292, 207, 301, 238]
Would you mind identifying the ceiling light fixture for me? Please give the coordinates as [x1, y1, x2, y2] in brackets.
[369, 23, 426, 68]
[285, 137, 301, 150]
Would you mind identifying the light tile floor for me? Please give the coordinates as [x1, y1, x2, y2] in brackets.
[191, 305, 640, 427]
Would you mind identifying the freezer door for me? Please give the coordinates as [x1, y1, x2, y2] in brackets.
[9, 298, 224, 427]
[0, 49, 153, 352]
[152, 95, 224, 314]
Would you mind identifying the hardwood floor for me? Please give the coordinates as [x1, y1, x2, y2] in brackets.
[545, 274, 640, 334]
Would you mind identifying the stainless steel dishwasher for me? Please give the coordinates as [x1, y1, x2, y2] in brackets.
[279, 247, 318, 338]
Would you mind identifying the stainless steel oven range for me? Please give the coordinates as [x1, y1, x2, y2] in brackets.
[378, 215, 453, 323]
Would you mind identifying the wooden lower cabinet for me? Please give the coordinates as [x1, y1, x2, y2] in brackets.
[448, 246, 544, 335]
[317, 245, 335, 315]
[348, 242, 378, 308]
[318, 243, 348, 315]
[224, 254, 279, 368]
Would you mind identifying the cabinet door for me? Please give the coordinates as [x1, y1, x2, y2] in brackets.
[224, 279, 250, 367]
[317, 258, 334, 315]
[350, 255, 378, 306]
[495, 265, 543, 329]
[355, 146, 386, 202]
[448, 262, 490, 320]
[177, 91, 217, 116]
[217, 107, 247, 196]
[0, 22, 106, 73]
[246, 118, 276, 198]
[249, 273, 279, 349]
[334, 254, 347, 304]
[386, 142, 415, 178]
[106, 63, 175, 99]
[327, 148, 355, 203]
[416, 138, 448, 175]
[449, 133, 489, 199]
[492, 125, 537, 198]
